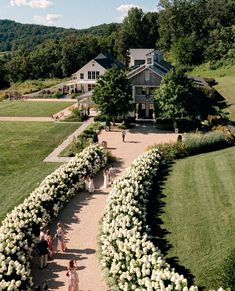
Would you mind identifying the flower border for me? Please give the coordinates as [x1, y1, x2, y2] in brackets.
[0, 144, 107, 290]
[99, 148, 198, 291]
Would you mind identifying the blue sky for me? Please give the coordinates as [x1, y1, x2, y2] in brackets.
[0, 0, 159, 29]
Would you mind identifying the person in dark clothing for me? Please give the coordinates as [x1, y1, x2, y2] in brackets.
[37, 234, 49, 269]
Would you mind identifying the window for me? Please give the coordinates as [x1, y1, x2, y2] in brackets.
[88, 71, 97, 80]
[149, 103, 154, 110]
[96, 71, 100, 79]
[141, 103, 146, 110]
[80, 73, 84, 79]
[88, 84, 96, 91]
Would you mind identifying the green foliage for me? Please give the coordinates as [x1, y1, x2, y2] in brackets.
[148, 130, 235, 160]
[155, 70, 226, 123]
[217, 249, 235, 291]
[154, 70, 196, 119]
[93, 67, 133, 121]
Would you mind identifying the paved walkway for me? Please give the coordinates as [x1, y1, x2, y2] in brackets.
[43, 116, 95, 163]
[0, 116, 52, 122]
[32, 124, 178, 291]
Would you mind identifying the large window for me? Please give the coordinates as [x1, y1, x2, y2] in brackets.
[88, 71, 100, 80]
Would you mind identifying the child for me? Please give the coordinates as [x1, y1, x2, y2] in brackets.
[67, 259, 79, 291]
[55, 222, 66, 252]
[103, 167, 109, 189]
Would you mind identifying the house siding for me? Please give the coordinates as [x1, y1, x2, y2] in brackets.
[129, 69, 162, 86]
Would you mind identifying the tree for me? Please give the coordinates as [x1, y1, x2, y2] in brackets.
[154, 70, 216, 121]
[93, 67, 133, 122]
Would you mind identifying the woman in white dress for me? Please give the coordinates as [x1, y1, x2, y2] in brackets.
[87, 176, 95, 193]
[103, 168, 109, 189]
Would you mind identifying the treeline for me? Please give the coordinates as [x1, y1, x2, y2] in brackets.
[0, 0, 235, 90]
[0, 19, 120, 51]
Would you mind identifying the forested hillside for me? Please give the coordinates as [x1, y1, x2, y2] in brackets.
[0, 0, 234, 90]
[0, 19, 120, 51]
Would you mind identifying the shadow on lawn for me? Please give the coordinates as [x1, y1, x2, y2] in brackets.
[147, 162, 205, 290]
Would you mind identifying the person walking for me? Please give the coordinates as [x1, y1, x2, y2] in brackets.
[122, 130, 126, 142]
[67, 259, 79, 291]
[46, 230, 53, 259]
[87, 176, 95, 193]
[37, 234, 49, 269]
[108, 165, 116, 186]
[55, 222, 66, 252]
[103, 167, 109, 189]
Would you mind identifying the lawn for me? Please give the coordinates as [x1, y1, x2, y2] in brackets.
[189, 65, 235, 121]
[0, 121, 79, 223]
[159, 147, 235, 289]
[0, 101, 76, 117]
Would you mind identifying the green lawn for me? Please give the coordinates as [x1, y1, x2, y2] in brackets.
[0, 101, 75, 117]
[159, 147, 235, 289]
[189, 65, 235, 120]
[0, 122, 79, 223]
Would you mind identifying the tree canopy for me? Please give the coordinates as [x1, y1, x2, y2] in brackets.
[154, 70, 219, 121]
[92, 67, 133, 121]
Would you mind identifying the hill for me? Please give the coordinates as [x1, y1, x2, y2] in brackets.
[0, 19, 120, 51]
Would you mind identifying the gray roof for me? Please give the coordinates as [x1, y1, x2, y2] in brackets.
[94, 53, 124, 70]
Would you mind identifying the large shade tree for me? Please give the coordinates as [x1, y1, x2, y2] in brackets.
[93, 67, 133, 122]
[154, 70, 218, 122]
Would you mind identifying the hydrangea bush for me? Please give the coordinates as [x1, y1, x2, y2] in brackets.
[99, 148, 198, 291]
[0, 144, 107, 290]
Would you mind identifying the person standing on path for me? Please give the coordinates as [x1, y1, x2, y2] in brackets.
[37, 234, 49, 270]
[103, 167, 109, 189]
[55, 222, 66, 252]
[122, 130, 126, 142]
[67, 259, 79, 291]
[87, 176, 95, 193]
[108, 165, 116, 186]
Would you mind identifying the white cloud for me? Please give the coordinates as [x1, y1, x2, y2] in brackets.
[10, 0, 53, 9]
[116, 4, 141, 21]
[33, 13, 61, 25]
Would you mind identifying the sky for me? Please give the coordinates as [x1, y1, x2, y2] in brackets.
[0, 0, 159, 29]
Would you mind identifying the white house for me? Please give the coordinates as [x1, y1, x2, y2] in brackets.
[64, 53, 123, 94]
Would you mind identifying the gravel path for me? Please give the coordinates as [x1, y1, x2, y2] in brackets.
[32, 124, 179, 291]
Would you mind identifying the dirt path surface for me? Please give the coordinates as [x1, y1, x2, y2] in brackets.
[25, 98, 76, 102]
[32, 124, 178, 291]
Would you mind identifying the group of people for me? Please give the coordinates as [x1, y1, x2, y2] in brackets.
[35, 165, 118, 290]
[37, 223, 79, 290]
[103, 165, 117, 189]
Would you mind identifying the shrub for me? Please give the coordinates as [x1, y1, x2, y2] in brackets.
[0, 144, 107, 290]
[184, 131, 235, 155]
[99, 148, 197, 290]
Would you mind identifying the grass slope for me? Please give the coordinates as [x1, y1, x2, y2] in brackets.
[160, 147, 235, 289]
[0, 122, 78, 223]
[0, 101, 75, 117]
[189, 65, 235, 120]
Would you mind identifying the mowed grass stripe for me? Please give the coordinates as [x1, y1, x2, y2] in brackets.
[0, 121, 79, 223]
[0, 101, 76, 117]
[160, 147, 235, 289]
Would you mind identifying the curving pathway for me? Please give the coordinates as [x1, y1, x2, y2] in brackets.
[32, 124, 179, 291]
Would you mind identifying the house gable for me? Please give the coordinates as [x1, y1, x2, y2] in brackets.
[128, 67, 162, 87]
[72, 60, 106, 81]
